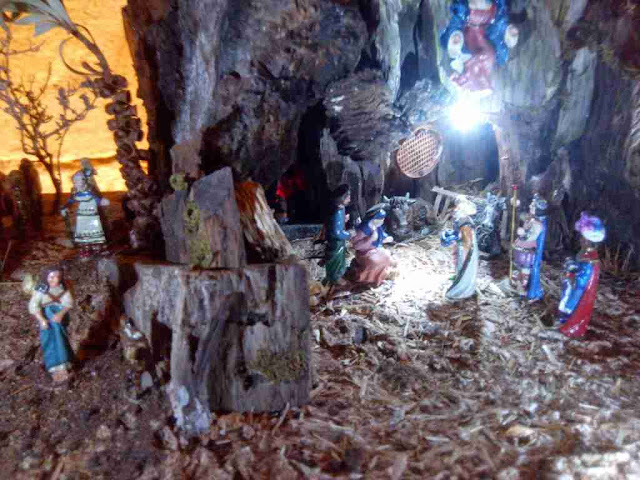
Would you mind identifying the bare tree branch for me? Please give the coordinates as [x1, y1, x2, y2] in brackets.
[0, 30, 99, 210]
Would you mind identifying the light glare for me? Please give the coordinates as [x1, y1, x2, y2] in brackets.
[448, 99, 486, 132]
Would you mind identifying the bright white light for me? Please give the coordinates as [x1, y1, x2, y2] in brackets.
[448, 98, 486, 132]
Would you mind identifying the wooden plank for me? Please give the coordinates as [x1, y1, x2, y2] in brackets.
[440, 196, 452, 220]
[433, 193, 443, 218]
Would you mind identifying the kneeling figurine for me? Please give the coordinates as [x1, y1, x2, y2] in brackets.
[28, 266, 74, 382]
[556, 213, 605, 338]
[347, 207, 396, 287]
[441, 198, 478, 299]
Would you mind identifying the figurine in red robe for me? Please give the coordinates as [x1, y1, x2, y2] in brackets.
[556, 213, 606, 338]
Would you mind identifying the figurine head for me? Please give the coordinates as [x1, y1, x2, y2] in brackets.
[72, 171, 89, 192]
[360, 207, 386, 234]
[37, 266, 66, 293]
[80, 158, 96, 177]
[332, 184, 351, 208]
[575, 212, 605, 244]
[454, 197, 477, 219]
[529, 194, 548, 217]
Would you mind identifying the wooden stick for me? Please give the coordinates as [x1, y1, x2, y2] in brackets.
[0, 240, 12, 275]
[10, 384, 33, 397]
[509, 185, 518, 283]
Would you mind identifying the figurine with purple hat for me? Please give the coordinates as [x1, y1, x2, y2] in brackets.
[556, 212, 605, 338]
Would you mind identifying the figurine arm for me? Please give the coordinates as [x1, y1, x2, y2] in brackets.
[504, 24, 519, 48]
[516, 221, 542, 249]
[379, 226, 394, 244]
[460, 225, 473, 251]
[28, 292, 48, 328]
[447, 31, 464, 58]
[440, 2, 468, 57]
[332, 209, 350, 240]
[51, 291, 73, 323]
[60, 196, 75, 216]
[351, 230, 370, 251]
[440, 229, 459, 247]
[560, 262, 594, 314]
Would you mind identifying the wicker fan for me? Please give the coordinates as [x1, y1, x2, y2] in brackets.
[395, 126, 444, 178]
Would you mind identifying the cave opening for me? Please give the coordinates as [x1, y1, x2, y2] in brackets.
[266, 103, 330, 226]
[438, 122, 500, 192]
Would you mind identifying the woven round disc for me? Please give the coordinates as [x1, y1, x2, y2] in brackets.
[395, 128, 443, 178]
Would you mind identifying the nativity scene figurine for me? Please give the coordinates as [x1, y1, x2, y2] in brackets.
[322, 184, 351, 287]
[441, 0, 519, 92]
[28, 266, 74, 383]
[440, 197, 479, 300]
[511, 194, 548, 302]
[60, 163, 109, 258]
[556, 213, 605, 338]
[346, 206, 396, 288]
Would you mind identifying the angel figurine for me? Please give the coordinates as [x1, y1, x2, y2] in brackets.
[440, 0, 519, 92]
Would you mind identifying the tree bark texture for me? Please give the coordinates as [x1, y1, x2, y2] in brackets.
[159, 167, 246, 268]
[123, 262, 311, 431]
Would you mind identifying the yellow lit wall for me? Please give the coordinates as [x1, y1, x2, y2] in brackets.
[0, 0, 147, 192]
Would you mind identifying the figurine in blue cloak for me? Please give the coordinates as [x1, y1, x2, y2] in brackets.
[440, 0, 519, 92]
[511, 195, 548, 301]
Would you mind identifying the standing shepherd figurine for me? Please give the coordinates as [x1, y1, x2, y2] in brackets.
[28, 266, 74, 382]
[556, 213, 605, 338]
[511, 194, 548, 301]
[346, 207, 396, 287]
[323, 184, 351, 287]
[61, 167, 109, 258]
[440, 198, 479, 300]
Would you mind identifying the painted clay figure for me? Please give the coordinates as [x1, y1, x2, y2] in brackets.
[79, 158, 101, 196]
[61, 168, 109, 257]
[475, 192, 506, 257]
[511, 195, 547, 301]
[323, 184, 351, 286]
[556, 213, 605, 338]
[28, 266, 74, 382]
[347, 207, 396, 287]
[440, 0, 519, 92]
[440, 198, 478, 299]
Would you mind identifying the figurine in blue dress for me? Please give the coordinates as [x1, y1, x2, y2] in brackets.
[28, 266, 74, 383]
[511, 195, 548, 301]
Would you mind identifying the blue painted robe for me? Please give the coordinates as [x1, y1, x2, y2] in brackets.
[323, 207, 350, 285]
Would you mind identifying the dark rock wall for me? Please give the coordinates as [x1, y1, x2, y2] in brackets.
[573, 61, 640, 265]
[124, 0, 640, 261]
